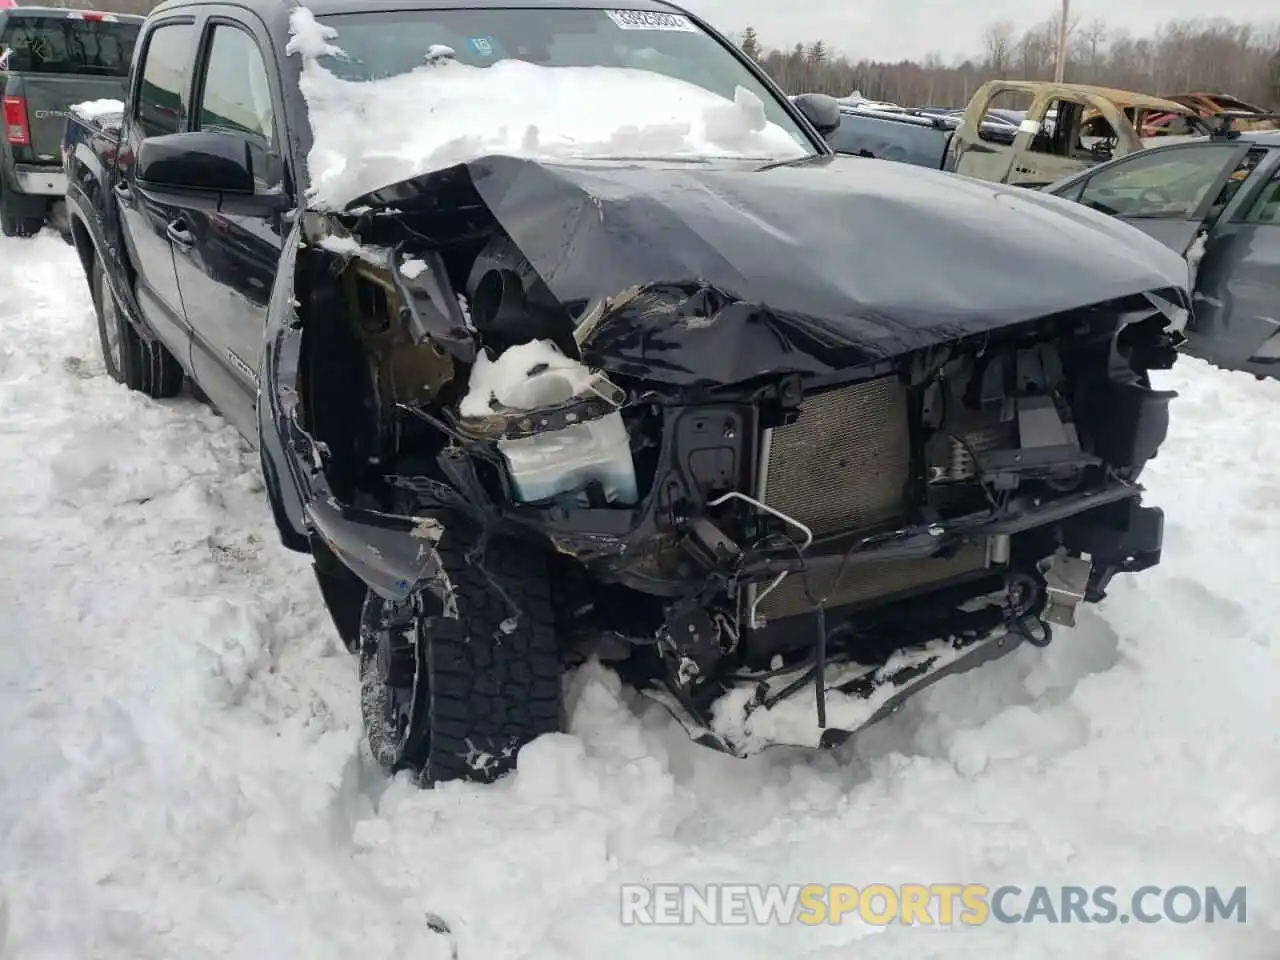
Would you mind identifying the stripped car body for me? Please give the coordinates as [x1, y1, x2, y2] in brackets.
[1161, 93, 1280, 134]
[824, 80, 1208, 188]
[269, 150, 1189, 756]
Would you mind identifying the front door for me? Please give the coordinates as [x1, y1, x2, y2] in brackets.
[175, 14, 287, 445]
[114, 17, 196, 359]
[1186, 161, 1280, 377]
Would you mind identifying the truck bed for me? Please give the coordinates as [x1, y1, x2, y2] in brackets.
[826, 108, 953, 167]
[825, 106, 1017, 170]
[61, 99, 123, 242]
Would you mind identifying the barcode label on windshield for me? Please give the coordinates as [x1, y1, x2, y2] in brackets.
[604, 10, 697, 31]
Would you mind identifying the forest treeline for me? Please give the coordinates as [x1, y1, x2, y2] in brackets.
[736, 16, 1280, 109]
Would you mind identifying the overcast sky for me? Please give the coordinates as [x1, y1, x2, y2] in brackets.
[678, 0, 1277, 64]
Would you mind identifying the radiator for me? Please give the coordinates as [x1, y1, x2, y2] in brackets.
[754, 376, 987, 623]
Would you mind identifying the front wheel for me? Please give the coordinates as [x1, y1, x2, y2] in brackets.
[359, 526, 561, 784]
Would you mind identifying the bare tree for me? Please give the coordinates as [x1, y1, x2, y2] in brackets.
[1077, 19, 1109, 82]
[982, 20, 1016, 78]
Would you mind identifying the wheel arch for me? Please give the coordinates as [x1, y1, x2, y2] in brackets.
[69, 213, 98, 287]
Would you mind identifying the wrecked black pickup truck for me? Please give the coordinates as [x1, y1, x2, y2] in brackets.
[64, 0, 1190, 785]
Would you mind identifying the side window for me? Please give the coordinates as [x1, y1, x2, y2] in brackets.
[1244, 170, 1280, 225]
[195, 25, 275, 146]
[1077, 145, 1242, 218]
[137, 22, 194, 138]
[979, 91, 1031, 144]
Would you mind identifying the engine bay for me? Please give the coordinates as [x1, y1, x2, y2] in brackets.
[278, 160, 1185, 753]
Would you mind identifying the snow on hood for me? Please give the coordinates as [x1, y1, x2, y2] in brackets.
[285, 6, 808, 210]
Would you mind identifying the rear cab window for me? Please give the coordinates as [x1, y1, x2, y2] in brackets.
[0, 11, 138, 76]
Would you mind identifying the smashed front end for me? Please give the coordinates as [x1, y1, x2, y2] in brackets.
[268, 154, 1189, 756]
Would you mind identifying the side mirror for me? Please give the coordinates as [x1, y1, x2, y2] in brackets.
[135, 131, 289, 217]
[792, 93, 841, 136]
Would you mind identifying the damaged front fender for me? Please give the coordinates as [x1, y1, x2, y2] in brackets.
[258, 227, 456, 601]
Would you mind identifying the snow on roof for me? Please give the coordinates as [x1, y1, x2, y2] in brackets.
[285, 5, 808, 210]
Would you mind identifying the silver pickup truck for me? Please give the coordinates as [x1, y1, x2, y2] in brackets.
[0, 5, 141, 237]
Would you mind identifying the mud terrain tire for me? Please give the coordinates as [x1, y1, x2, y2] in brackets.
[359, 525, 561, 785]
[92, 257, 184, 398]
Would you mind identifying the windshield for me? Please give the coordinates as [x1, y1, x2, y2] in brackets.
[0, 14, 137, 76]
[311, 7, 814, 155]
[291, 7, 817, 208]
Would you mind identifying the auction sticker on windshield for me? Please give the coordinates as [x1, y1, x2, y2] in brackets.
[604, 9, 697, 31]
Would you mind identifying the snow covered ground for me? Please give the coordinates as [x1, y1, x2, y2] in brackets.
[0, 230, 1276, 959]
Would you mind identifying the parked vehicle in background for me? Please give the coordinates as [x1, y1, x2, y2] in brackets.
[0, 6, 141, 237]
[1076, 89, 1226, 146]
[825, 107, 978, 164]
[826, 105, 1024, 165]
[1045, 129, 1280, 380]
[823, 80, 1208, 188]
[834, 90, 901, 111]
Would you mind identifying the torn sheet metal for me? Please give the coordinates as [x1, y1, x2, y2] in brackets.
[340, 153, 1192, 387]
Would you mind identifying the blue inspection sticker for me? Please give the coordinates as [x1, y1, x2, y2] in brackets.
[468, 36, 500, 56]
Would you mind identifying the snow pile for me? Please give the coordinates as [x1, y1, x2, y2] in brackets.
[285, 6, 808, 209]
[69, 98, 125, 128]
[0, 229, 1277, 959]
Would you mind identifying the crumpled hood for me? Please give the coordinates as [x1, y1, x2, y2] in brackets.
[346, 154, 1191, 387]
